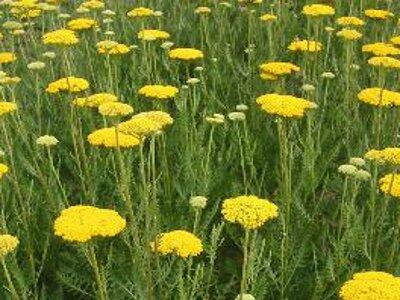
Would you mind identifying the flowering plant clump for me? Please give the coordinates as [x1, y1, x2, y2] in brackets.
[222, 195, 278, 229]
[256, 94, 317, 118]
[151, 230, 203, 258]
[340, 271, 400, 300]
[46, 77, 89, 93]
[54, 205, 126, 242]
[138, 85, 179, 99]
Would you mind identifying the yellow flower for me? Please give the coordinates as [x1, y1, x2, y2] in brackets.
[368, 56, 400, 69]
[0, 102, 17, 116]
[127, 7, 155, 18]
[138, 85, 179, 99]
[336, 28, 362, 41]
[362, 43, 400, 56]
[119, 111, 173, 137]
[365, 9, 394, 20]
[380, 174, 400, 197]
[151, 230, 203, 258]
[302, 4, 335, 17]
[260, 13, 277, 22]
[137, 29, 170, 41]
[98, 102, 134, 117]
[195, 6, 211, 15]
[0, 163, 9, 179]
[54, 205, 126, 242]
[168, 48, 204, 61]
[80, 0, 104, 10]
[259, 62, 300, 79]
[0, 52, 16, 64]
[256, 94, 317, 118]
[46, 77, 89, 94]
[73, 93, 118, 108]
[96, 40, 131, 55]
[42, 29, 79, 46]
[67, 18, 97, 31]
[390, 36, 400, 46]
[340, 271, 400, 300]
[0, 234, 19, 257]
[288, 40, 322, 52]
[88, 127, 141, 148]
[336, 16, 365, 27]
[365, 148, 400, 165]
[357, 88, 400, 106]
[222, 195, 278, 229]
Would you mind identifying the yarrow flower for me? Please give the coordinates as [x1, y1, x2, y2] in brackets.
[0, 163, 9, 179]
[42, 29, 79, 46]
[336, 16, 365, 27]
[67, 18, 97, 31]
[379, 174, 400, 197]
[138, 29, 170, 41]
[357, 88, 400, 107]
[365, 9, 394, 20]
[54, 205, 126, 242]
[88, 127, 141, 148]
[288, 40, 322, 52]
[0, 234, 19, 257]
[0, 102, 17, 116]
[0, 52, 16, 64]
[362, 43, 400, 56]
[127, 7, 154, 18]
[98, 102, 134, 117]
[119, 111, 173, 137]
[256, 94, 317, 118]
[168, 48, 204, 61]
[46, 77, 89, 94]
[259, 62, 300, 80]
[36, 135, 59, 147]
[365, 148, 400, 165]
[222, 195, 278, 229]
[96, 40, 131, 55]
[151, 230, 203, 258]
[138, 85, 178, 99]
[368, 56, 400, 69]
[73, 93, 118, 108]
[259, 13, 277, 22]
[340, 271, 400, 300]
[336, 28, 362, 41]
[302, 4, 335, 17]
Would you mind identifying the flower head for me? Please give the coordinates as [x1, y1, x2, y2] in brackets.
[168, 48, 204, 61]
[46, 77, 89, 94]
[357, 88, 400, 106]
[138, 29, 170, 41]
[54, 205, 126, 242]
[340, 271, 400, 300]
[288, 40, 322, 52]
[222, 195, 278, 229]
[98, 102, 134, 117]
[302, 4, 335, 17]
[88, 127, 141, 148]
[138, 85, 179, 99]
[256, 94, 317, 118]
[0, 234, 19, 257]
[36, 135, 59, 147]
[151, 230, 203, 258]
[42, 29, 79, 46]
